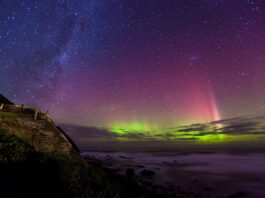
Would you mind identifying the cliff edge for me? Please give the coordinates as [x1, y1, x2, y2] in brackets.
[0, 94, 162, 198]
[0, 96, 78, 155]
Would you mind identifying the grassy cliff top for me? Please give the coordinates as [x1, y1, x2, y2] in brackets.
[0, 125, 162, 198]
[0, 95, 162, 198]
[0, 104, 78, 155]
[0, 129, 121, 198]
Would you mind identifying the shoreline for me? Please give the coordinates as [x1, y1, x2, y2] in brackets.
[82, 151, 265, 198]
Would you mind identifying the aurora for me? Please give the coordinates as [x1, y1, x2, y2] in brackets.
[3, 1, 265, 197]
[108, 83, 223, 142]
[111, 122, 153, 134]
[106, 115, 265, 144]
[1, 1, 265, 146]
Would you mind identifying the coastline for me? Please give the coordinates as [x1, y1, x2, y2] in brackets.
[82, 150, 265, 198]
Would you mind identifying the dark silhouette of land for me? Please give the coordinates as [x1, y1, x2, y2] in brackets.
[0, 94, 167, 198]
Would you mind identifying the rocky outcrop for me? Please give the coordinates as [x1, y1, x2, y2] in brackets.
[0, 112, 76, 154]
[0, 96, 79, 155]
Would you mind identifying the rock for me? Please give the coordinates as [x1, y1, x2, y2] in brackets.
[140, 180, 153, 187]
[228, 192, 247, 198]
[121, 164, 131, 167]
[84, 158, 103, 166]
[136, 165, 145, 168]
[0, 95, 79, 155]
[140, 169, 155, 177]
[125, 168, 135, 179]
[204, 187, 211, 191]
[104, 155, 112, 160]
[119, 155, 128, 159]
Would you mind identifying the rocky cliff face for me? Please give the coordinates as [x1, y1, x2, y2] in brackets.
[0, 95, 160, 198]
[0, 97, 78, 155]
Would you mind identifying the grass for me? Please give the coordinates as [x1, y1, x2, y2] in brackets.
[0, 111, 33, 122]
[0, 102, 163, 197]
[0, 129, 162, 198]
[0, 129, 119, 197]
[0, 111, 18, 117]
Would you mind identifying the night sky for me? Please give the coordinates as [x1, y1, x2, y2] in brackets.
[2, 1, 265, 142]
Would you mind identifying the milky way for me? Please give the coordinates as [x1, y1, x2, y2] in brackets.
[1, 1, 265, 132]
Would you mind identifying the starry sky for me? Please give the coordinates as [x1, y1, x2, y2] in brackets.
[1, 0, 265, 141]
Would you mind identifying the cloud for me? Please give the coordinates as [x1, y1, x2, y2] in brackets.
[170, 115, 265, 139]
[60, 124, 118, 139]
[177, 124, 209, 132]
[59, 115, 265, 144]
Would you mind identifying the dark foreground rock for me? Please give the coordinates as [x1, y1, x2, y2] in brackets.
[0, 95, 170, 198]
[0, 129, 167, 198]
[126, 168, 135, 179]
[140, 169, 155, 177]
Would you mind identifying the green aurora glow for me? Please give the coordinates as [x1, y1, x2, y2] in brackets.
[109, 120, 265, 144]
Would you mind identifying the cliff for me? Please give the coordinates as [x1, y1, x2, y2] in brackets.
[0, 102, 78, 155]
[0, 95, 161, 198]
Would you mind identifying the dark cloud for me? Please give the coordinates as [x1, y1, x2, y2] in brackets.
[60, 124, 118, 139]
[59, 115, 265, 144]
[178, 124, 209, 132]
[120, 133, 152, 140]
[171, 115, 265, 139]
[219, 122, 258, 134]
